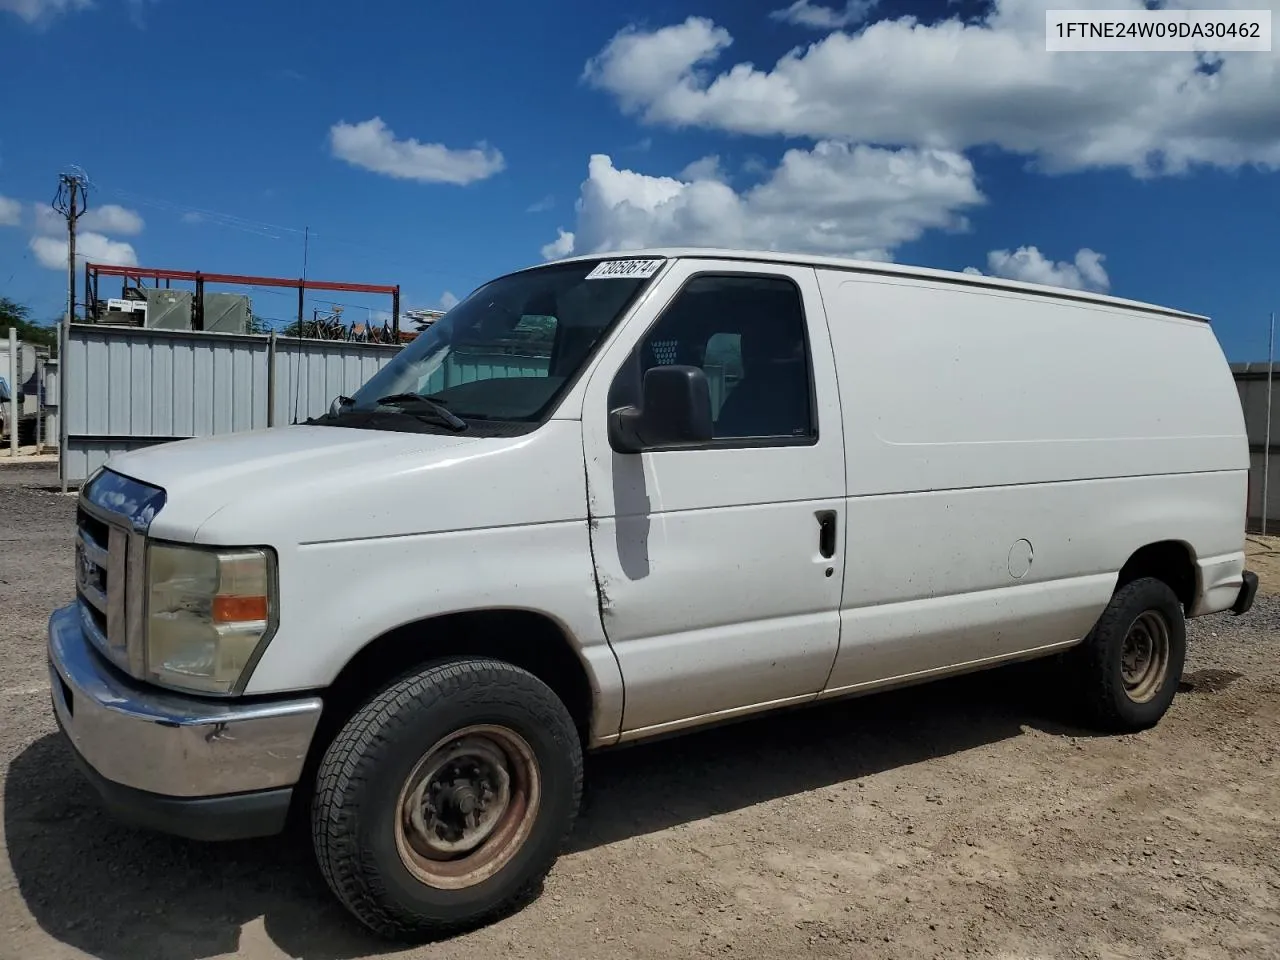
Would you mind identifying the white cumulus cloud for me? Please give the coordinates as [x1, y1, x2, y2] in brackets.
[679, 155, 726, 182]
[0, 195, 20, 227]
[0, 0, 90, 24]
[79, 203, 144, 236]
[770, 0, 880, 29]
[330, 117, 505, 185]
[966, 246, 1110, 292]
[584, 2, 1280, 176]
[32, 202, 63, 235]
[541, 228, 576, 260]
[30, 231, 138, 270]
[438, 291, 460, 310]
[583, 17, 733, 117]
[544, 143, 982, 261]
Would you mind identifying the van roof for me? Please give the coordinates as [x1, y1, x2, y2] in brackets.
[542, 247, 1208, 323]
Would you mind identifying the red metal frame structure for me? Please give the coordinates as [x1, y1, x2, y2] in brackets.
[85, 262, 401, 337]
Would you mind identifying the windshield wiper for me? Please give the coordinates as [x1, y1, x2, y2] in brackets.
[378, 391, 454, 406]
[375, 393, 468, 431]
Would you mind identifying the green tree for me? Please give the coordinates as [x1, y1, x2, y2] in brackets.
[0, 297, 59, 352]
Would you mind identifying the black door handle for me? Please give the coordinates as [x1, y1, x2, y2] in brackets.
[816, 510, 837, 559]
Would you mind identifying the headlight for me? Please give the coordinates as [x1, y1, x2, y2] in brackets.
[146, 543, 276, 695]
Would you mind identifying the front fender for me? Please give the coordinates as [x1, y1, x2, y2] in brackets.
[241, 519, 623, 742]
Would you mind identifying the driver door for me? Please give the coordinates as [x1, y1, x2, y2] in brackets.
[579, 259, 847, 740]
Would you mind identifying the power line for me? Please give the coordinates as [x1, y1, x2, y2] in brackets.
[100, 183, 489, 283]
[106, 187, 300, 240]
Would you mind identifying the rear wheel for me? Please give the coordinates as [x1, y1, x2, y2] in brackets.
[311, 658, 583, 940]
[1070, 577, 1186, 732]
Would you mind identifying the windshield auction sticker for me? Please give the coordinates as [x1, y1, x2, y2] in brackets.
[585, 258, 666, 280]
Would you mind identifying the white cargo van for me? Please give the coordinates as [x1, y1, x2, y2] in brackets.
[49, 249, 1258, 939]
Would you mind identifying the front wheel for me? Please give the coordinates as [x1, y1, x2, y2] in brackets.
[1069, 576, 1187, 733]
[311, 658, 583, 940]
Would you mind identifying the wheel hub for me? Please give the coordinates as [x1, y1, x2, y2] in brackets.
[406, 739, 512, 856]
[1120, 610, 1171, 704]
[441, 779, 480, 817]
[395, 725, 541, 890]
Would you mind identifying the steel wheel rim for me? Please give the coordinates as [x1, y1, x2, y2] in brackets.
[1120, 610, 1171, 704]
[394, 724, 541, 890]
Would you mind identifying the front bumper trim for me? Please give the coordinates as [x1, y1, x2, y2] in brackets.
[56, 712, 295, 841]
[48, 603, 323, 801]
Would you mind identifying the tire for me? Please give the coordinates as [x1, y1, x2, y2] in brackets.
[311, 658, 583, 941]
[1070, 576, 1186, 733]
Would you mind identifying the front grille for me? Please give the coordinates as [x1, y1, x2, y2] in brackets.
[78, 508, 110, 557]
[74, 470, 165, 679]
[76, 509, 110, 604]
[75, 506, 131, 672]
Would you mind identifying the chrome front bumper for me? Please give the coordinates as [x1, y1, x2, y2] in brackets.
[48, 603, 323, 828]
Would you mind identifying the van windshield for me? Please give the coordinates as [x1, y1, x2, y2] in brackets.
[334, 258, 661, 431]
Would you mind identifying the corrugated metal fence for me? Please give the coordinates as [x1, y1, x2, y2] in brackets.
[50, 325, 1280, 526]
[1233, 362, 1278, 532]
[58, 325, 558, 485]
[61, 324, 402, 483]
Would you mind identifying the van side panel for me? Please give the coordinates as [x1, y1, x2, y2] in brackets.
[823, 274, 1248, 496]
[817, 271, 1249, 691]
[826, 471, 1243, 692]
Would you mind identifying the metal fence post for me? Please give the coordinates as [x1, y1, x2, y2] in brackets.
[59, 314, 69, 493]
[34, 358, 41, 454]
[267, 330, 277, 428]
[1263, 312, 1275, 536]
[7, 327, 16, 458]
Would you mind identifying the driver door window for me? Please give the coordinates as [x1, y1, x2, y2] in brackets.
[632, 274, 816, 442]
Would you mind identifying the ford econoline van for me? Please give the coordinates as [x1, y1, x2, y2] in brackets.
[48, 249, 1258, 939]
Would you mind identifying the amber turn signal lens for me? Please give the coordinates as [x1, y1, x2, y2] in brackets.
[212, 594, 269, 623]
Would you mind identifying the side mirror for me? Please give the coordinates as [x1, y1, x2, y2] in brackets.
[329, 395, 354, 417]
[608, 365, 713, 453]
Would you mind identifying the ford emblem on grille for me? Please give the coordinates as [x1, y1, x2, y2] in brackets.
[76, 541, 98, 592]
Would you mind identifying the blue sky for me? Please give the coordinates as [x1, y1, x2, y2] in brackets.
[1, 0, 1277, 358]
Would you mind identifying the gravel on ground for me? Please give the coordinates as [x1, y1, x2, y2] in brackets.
[1, 466, 1277, 960]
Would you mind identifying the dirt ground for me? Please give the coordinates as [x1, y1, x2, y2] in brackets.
[1247, 534, 1280, 598]
[1, 465, 1277, 960]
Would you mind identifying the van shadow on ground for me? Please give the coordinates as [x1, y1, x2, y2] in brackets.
[6, 662, 1084, 960]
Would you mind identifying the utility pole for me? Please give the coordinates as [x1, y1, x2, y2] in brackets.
[292, 226, 310, 425]
[53, 171, 89, 325]
[53, 170, 88, 489]
[67, 179, 77, 326]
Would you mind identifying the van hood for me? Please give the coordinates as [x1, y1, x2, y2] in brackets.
[103, 421, 585, 545]
[108, 426, 477, 541]
[109, 425, 475, 496]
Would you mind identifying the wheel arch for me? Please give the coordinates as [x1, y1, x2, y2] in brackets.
[294, 607, 602, 815]
[1116, 540, 1199, 613]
